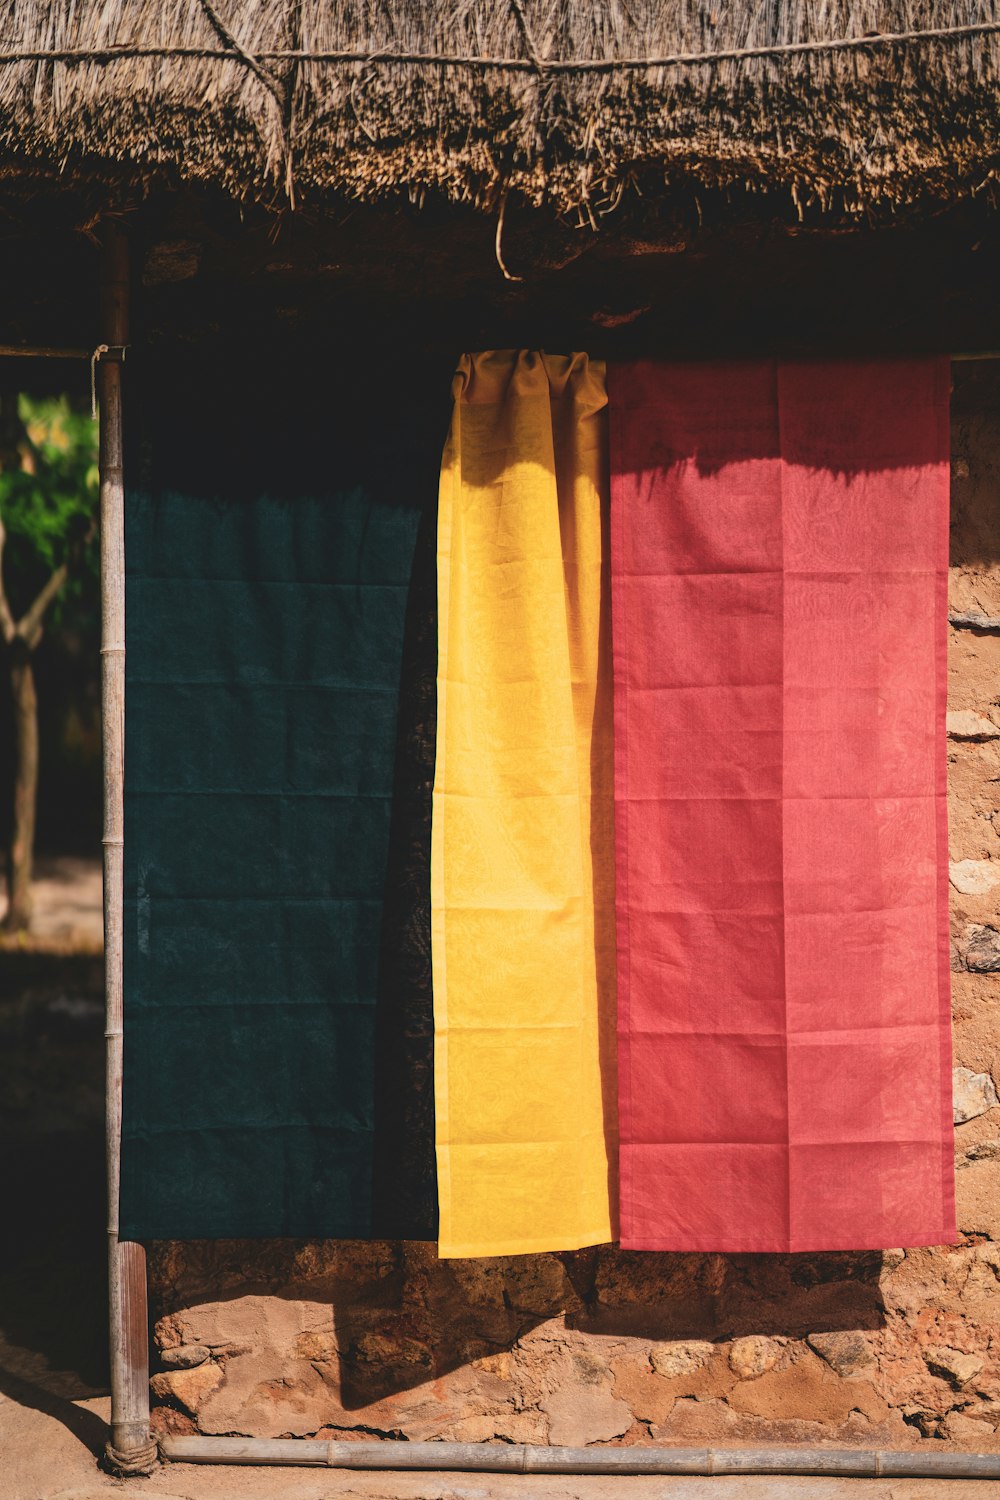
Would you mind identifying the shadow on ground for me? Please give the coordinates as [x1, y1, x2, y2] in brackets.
[0, 950, 108, 1451]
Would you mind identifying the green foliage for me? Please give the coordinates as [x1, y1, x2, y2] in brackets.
[0, 393, 99, 626]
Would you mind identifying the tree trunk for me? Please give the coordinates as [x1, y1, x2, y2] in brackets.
[5, 641, 38, 933]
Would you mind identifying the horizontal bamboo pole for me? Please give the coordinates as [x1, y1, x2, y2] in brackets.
[160, 1438, 1000, 1479]
[0, 343, 92, 359]
[0, 343, 997, 365]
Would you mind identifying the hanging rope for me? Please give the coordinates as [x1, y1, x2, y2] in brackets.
[90, 343, 128, 419]
[494, 186, 522, 281]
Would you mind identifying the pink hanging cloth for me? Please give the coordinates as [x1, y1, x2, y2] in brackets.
[609, 358, 955, 1252]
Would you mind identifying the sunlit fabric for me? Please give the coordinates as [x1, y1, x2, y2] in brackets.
[609, 358, 955, 1252]
[433, 350, 617, 1257]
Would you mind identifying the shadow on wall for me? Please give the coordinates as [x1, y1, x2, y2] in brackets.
[336, 1242, 889, 1410]
[145, 1235, 887, 1427]
[952, 362, 1000, 568]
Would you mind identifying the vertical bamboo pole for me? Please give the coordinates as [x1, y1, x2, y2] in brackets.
[100, 221, 158, 1477]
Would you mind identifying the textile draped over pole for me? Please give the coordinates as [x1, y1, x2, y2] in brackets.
[119, 351, 446, 1242]
[609, 357, 955, 1253]
[433, 350, 617, 1257]
[117, 344, 956, 1258]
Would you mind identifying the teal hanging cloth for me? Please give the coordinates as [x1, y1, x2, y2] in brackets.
[119, 343, 447, 1240]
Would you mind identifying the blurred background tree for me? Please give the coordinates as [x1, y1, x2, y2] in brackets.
[0, 392, 99, 933]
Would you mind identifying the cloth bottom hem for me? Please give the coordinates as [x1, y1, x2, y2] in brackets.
[438, 1230, 615, 1259]
[619, 1227, 959, 1254]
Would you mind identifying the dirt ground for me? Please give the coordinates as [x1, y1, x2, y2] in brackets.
[29, 1459, 1000, 1500]
[0, 855, 103, 950]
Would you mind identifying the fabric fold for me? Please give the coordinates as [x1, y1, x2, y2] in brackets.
[433, 350, 617, 1257]
[610, 356, 955, 1253]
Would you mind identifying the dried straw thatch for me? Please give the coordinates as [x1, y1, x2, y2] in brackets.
[1, 1, 999, 220]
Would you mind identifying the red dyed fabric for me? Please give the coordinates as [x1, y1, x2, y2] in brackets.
[609, 359, 955, 1252]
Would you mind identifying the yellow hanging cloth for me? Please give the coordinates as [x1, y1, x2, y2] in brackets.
[433, 350, 617, 1257]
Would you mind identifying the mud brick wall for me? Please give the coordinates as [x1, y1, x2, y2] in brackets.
[146, 363, 1000, 1452]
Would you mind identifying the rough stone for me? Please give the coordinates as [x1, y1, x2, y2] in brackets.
[160, 1294, 306, 1355]
[195, 1357, 328, 1439]
[611, 1351, 730, 1426]
[293, 1331, 339, 1362]
[351, 1332, 433, 1370]
[940, 1410, 1000, 1445]
[951, 979, 1000, 1090]
[609, 1363, 678, 1427]
[159, 1343, 210, 1369]
[728, 1336, 780, 1380]
[441, 1254, 577, 1318]
[488, 1410, 550, 1444]
[153, 1315, 187, 1352]
[149, 1404, 198, 1437]
[966, 1137, 1000, 1162]
[651, 1396, 741, 1443]
[806, 1331, 874, 1377]
[924, 1346, 985, 1389]
[947, 710, 1000, 740]
[591, 1247, 727, 1327]
[728, 1355, 889, 1426]
[570, 1350, 609, 1385]
[949, 608, 1000, 630]
[438, 1414, 513, 1443]
[965, 924, 1000, 971]
[954, 1066, 999, 1123]
[950, 859, 1000, 895]
[649, 1340, 715, 1379]
[149, 1361, 223, 1416]
[541, 1384, 631, 1446]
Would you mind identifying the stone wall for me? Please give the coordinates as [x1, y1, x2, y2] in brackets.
[146, 362, 1000, 1453]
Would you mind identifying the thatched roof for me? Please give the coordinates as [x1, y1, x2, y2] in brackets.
[1, 2, 1000, 222]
